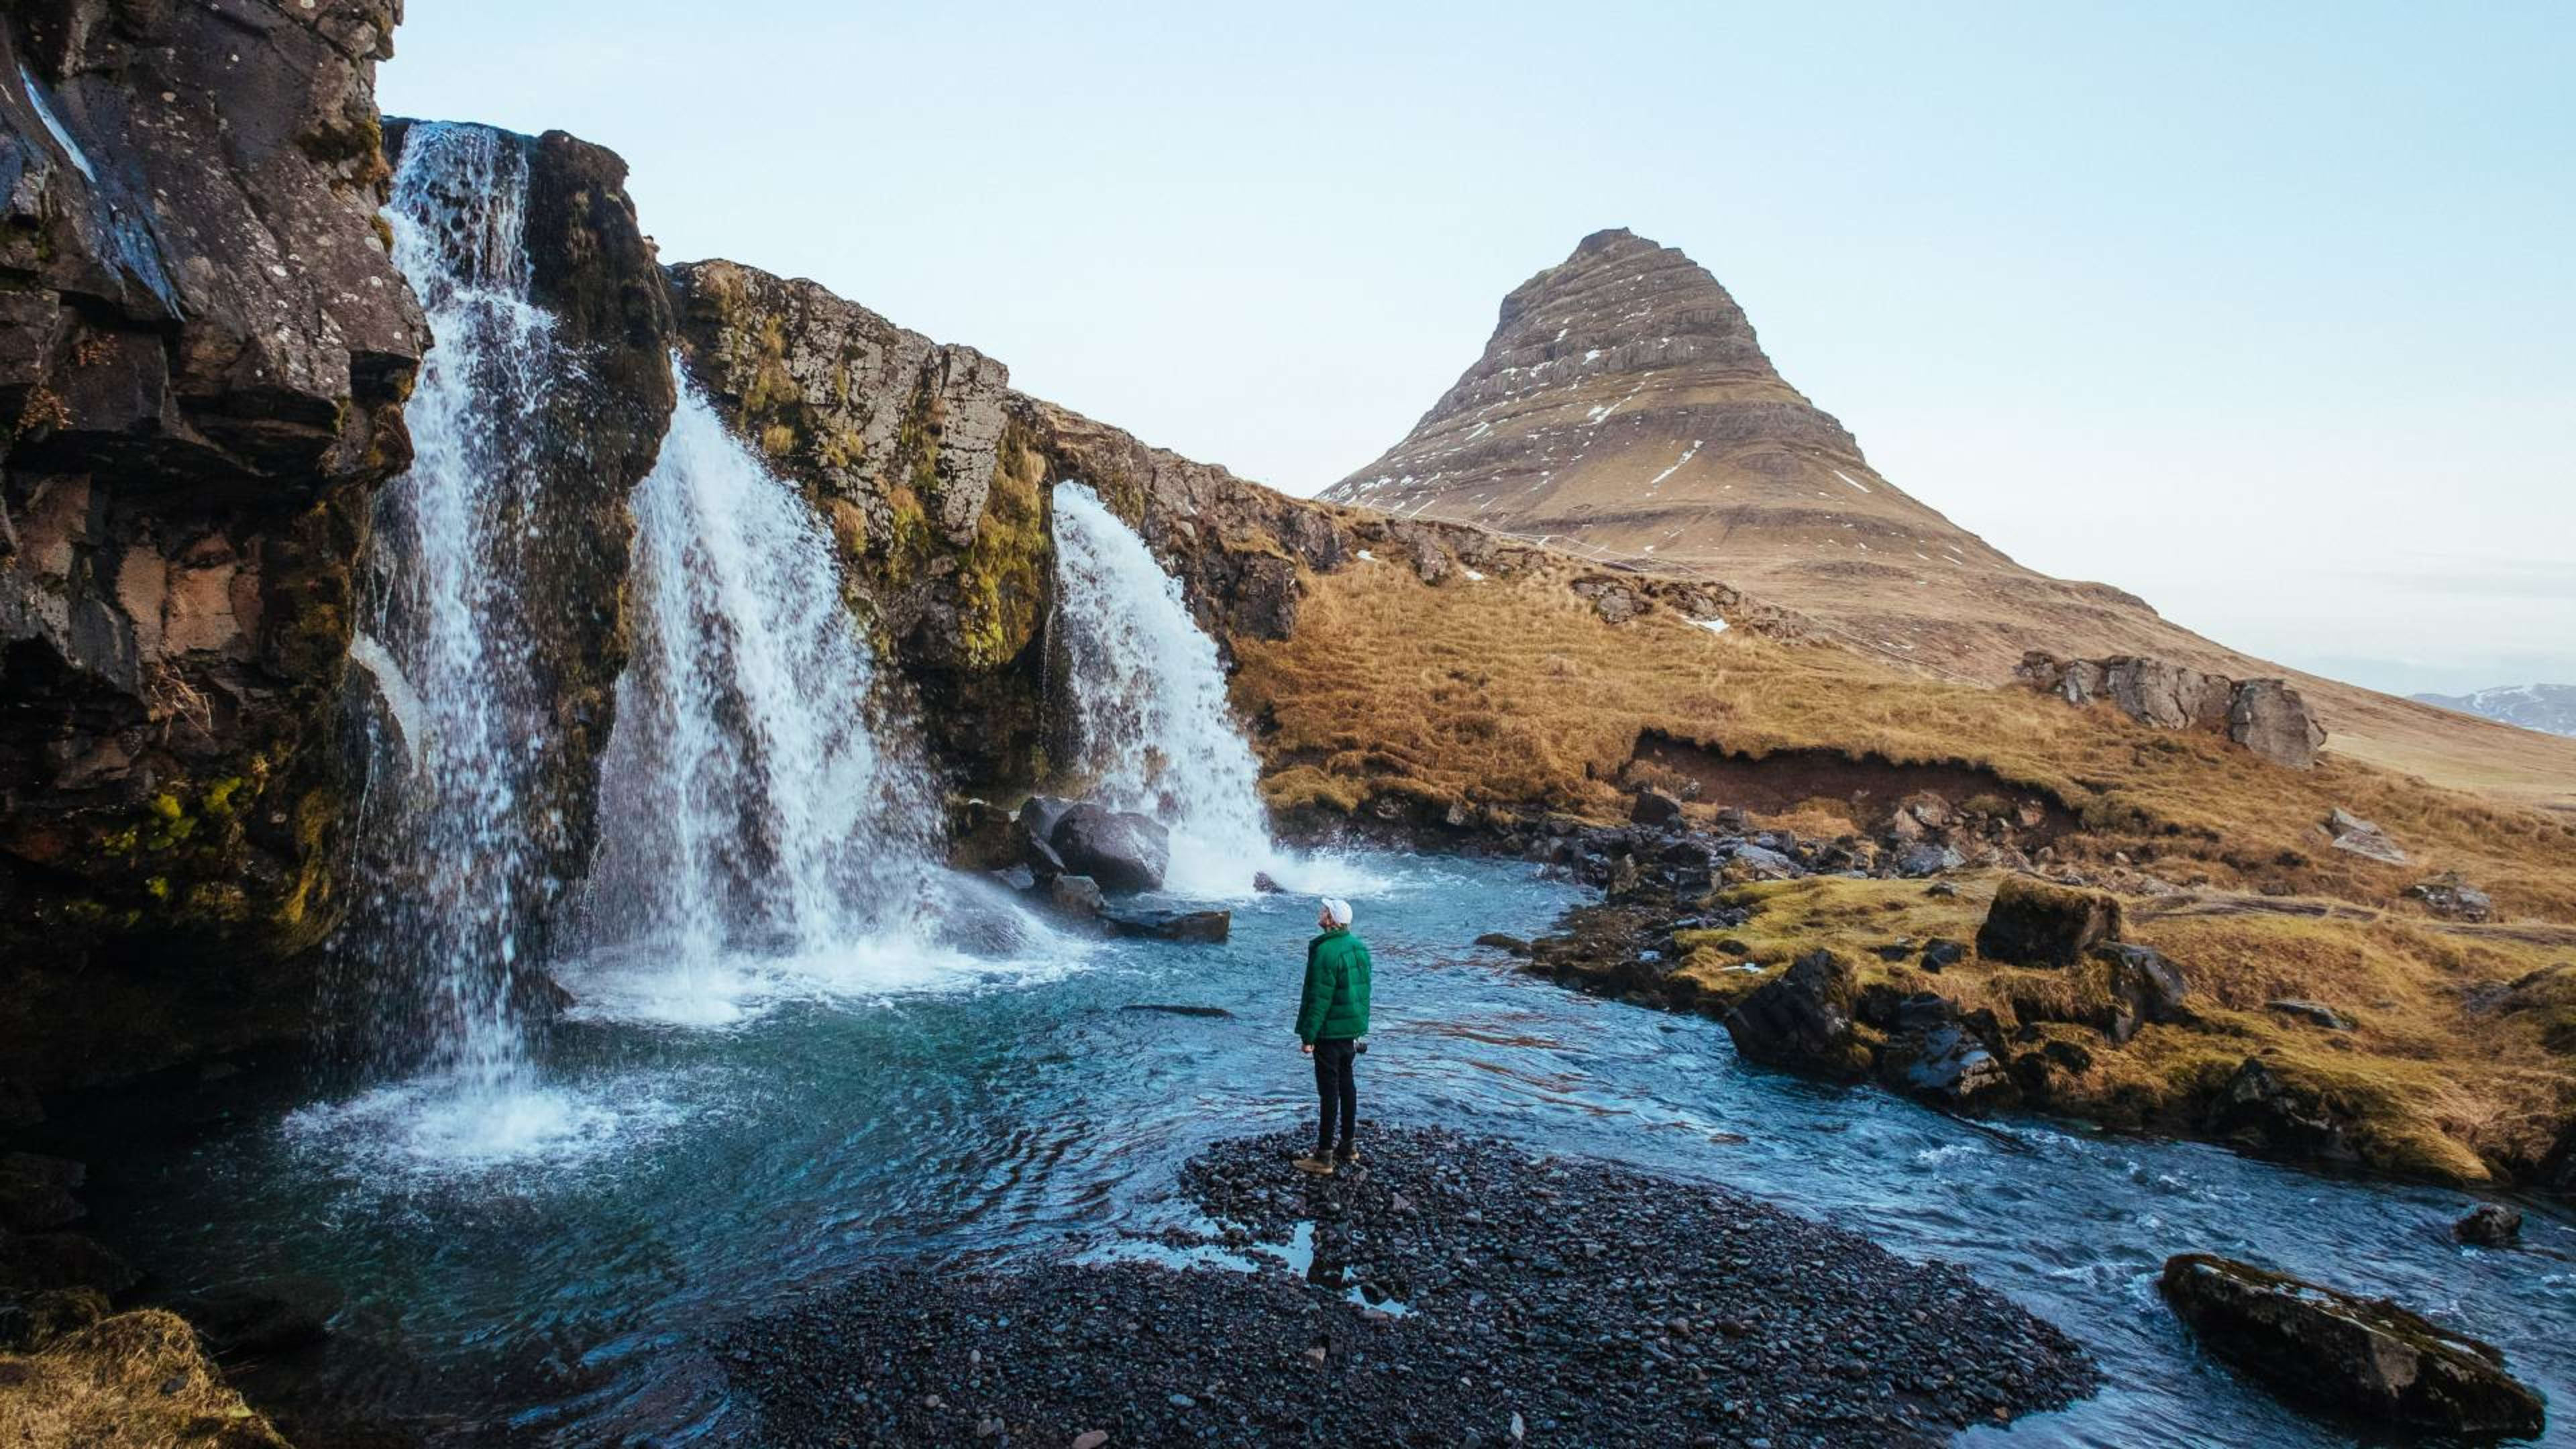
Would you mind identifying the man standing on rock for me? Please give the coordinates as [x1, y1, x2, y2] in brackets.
[1293, 897, 1373, 1176]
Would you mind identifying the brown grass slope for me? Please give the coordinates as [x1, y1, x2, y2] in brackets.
[1648, 874, 2576, 1184]
[1233, 551, 2576, 924]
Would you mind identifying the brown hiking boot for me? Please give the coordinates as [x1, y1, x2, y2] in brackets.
[1291, 1154, 1337, 1177]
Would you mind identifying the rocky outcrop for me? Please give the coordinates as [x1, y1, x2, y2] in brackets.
[374, 118, 677, 916]
[0, 0, 426, 1089]
[2159, 1254, 2546, 1440]
[2323, 806, 2407, 865]
[668, 258, 1045, 788]
[1722, 950, 1870, 1079]
[1976, 875, 2123, 967]
[2407, 871, 2494, 922]
[2453, 1203, 2522, 1248]
[2207, 1057, 2359, 1165]
[2017, 653, 2326, 769]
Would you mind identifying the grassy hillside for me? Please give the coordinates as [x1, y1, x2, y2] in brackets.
[1232, 547, 2576, 922]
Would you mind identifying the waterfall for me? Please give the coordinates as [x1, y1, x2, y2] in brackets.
[337, 123, 565, 1095]
[1051, 483, 1370, 897]
[559, 383, 1063, 1026]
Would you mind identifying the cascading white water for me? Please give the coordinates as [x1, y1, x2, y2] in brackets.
[561, 384, 1065, 1026]
[342, 123, 561, 1092]
[1051, 483, 1373, 897]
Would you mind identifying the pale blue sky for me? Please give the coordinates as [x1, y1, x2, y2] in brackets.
[380, 2, 2575, 696]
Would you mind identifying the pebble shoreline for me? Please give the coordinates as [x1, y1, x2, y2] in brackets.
[724, 1126, 2098, 1446]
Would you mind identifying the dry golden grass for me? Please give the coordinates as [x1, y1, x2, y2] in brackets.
[1232, 558, 2576, 922]
[0, 1310, 286, 1448]
[1657, 873, 2574, 1183]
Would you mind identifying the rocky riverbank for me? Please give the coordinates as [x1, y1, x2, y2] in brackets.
[1472, 798, 2576, 1193]
[721, 1126, 2098, 1447]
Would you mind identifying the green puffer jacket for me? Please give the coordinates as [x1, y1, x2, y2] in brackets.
[1295, 928, 1373, 1043]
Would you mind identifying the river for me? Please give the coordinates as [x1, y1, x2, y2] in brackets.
[64, 853, 2573, 1446]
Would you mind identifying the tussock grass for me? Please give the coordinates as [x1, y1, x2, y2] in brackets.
[0, 1309, 286, 1448]
[1660, 873, 2574, 1183]
[1232, 559, 2576, 921]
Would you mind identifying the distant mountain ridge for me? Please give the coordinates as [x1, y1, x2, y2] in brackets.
[2414, 685, 2576, 738]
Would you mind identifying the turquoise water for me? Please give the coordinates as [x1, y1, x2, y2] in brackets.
[74, 855, 2573, 1445]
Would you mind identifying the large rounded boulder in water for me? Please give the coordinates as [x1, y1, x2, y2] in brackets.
[2158, 1253, 2546, 1440]
[1049, 806, 1171, 893]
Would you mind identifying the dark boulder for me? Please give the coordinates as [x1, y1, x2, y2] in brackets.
[1629, 788, 1683, 826]
[1921, 938, 1966, 971]
[2207, 1058, 2357, 1165]
[1876, 996, 2015, 1109]
[2159, 1254, 2545, 1440]
[170, 1275, 343, 1356]
[1103, 910, 1230, 945]
[1120, 1004, 1234, 1020]
[1723, 951, 1870, 1079]
[0, 1152, 83, 1233]
[2453, 1204, 2522, 1248]
[1049, 805, 1171, 893]
[1474, 933, 1534, 957]
[1976, 875, 2123, 967]
[1048, 874, 1105, 917]
[2092, 944, 2191, 1043]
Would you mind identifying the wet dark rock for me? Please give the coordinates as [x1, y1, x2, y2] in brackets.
[987, 864, 1036, 894]
[1252, 871, 1284, 894]
[1047, 875, 1106, 917]
[0, 1230, 136, 1295]
[1119, 1004, 1234, 1020]
[2453, 1204, 2522, 1248]
[2266, 998, 2353, 1032]
[1102, 909, 1230, 944]
[2159, 1253, 2545, 1440]
[168, 1275, 342, 1356]
[726, 1127, 2097, 1446]
[1976, 875, 2123, 967]
[1921, 938, 1966, 971]
[0, 1152, 83, 1233]
[0, 1285, 107, 1352]
[1049, 805, 1171, 894]
[2208, 1059, 2357, 1165]
[1474, 932, 1534, 956]
[1629, 788, 1682, 826]
[1877, 1008, 2015, 1109]
[1723, 951, 1868, 1079]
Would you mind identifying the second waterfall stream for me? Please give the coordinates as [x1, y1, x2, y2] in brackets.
[1050, 483, 1373, 898]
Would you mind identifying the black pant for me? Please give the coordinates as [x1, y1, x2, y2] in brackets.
[1313, 1037, 1358, 1156]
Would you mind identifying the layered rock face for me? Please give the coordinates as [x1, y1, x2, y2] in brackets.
[667, 259, 1045, 786]
[0, 1, 426, 1083]
[667, 258, 1780, 793]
